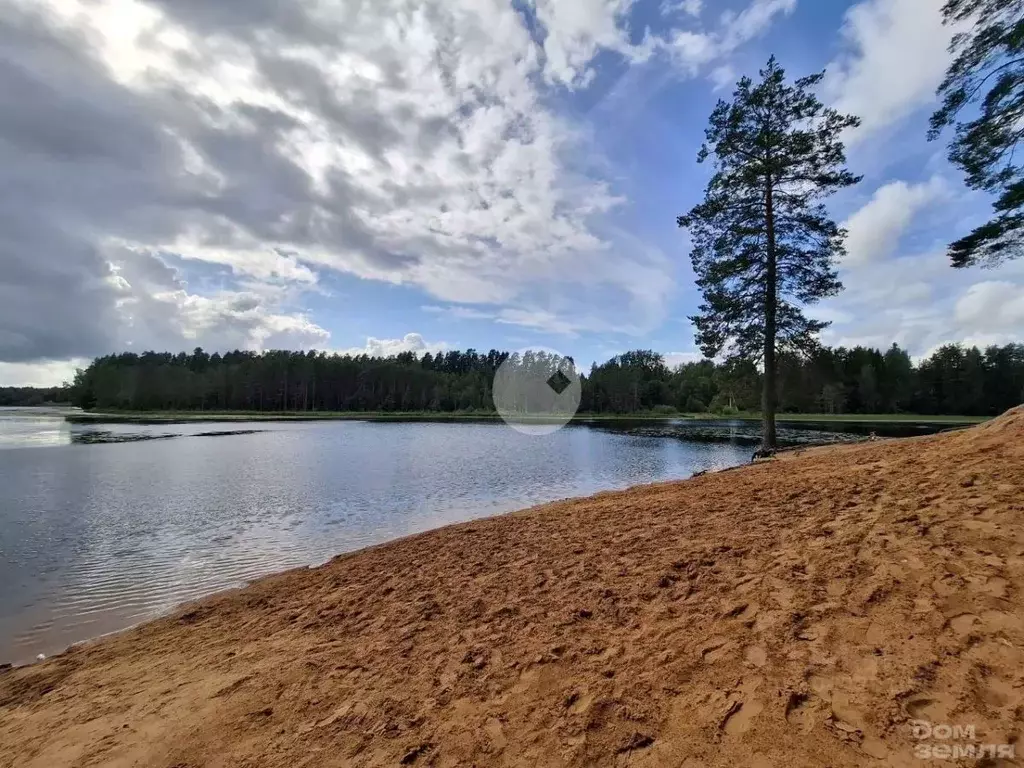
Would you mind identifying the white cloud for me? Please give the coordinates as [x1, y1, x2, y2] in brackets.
[0, 0, 828, 375]
[955, 281, 1024, 333]
[842, 177, 948, 265]
[335, 333, 449, 358]
[720, 0, 798, 50]
[709, 64, 736, 92]
[820, 245, 1024, 357]
[529, 0, 797, 88]
[532, 0, 652, 88]
[421, 305, 494, 321]
[107, 247, 330, 352]
[661, 0, 796, 73]
[664, 350, 705, 367]
[825, 0, 955, 140]
[662, 30, 719, 71]
[5, 0, 700, 356]
[662, 0, 703, 17]
[0, 360, 87, 388]
[817, 172, 1024, 357]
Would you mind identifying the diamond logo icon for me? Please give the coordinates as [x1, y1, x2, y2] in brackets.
[546, 370, 571, 395]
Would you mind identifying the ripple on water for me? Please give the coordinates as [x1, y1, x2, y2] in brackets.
[0, 417, 953, 664]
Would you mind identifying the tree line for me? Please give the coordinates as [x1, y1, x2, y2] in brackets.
[63, 342, 1023, 417]
[0, 386, 71, 407]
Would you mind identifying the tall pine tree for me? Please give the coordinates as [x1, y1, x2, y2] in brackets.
[929, 0, 1024, 267]
[678, 57, 861, 450]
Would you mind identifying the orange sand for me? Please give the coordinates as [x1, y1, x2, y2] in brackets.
[2, 408, 1023, 767]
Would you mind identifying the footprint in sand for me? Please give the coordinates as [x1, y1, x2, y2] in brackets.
[700, 637, 734, 663]
[721, 601, 750, 619]
[905, 692, 954, 722]
[962, 519, 998, 533]
[947, 613, 980, 636]
[484, 718, 507, 751]
[901, 553, 927, 572]
[784, 692, 817, 734]
[826, 580, 849, 598]
[858, 737, 889, 760]
[744, 645, 767, 668]
[772, 586, 795, 608]
[913, 597, 937, 614]
[932, 575, 963, 598]
[721, 699, 765, 736]
[850, 655, 879, 684]
[980, 610, 1024, 633]
[979, 674, 1021, 709]
[982, 576, 1009, 598]
[768, 577, 796, 608]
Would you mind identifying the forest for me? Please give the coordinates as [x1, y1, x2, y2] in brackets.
[63, 341, 1024, 417]
[0, 386, 70, 407]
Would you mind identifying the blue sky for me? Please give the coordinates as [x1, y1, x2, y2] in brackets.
[2, 0, 1022, 386]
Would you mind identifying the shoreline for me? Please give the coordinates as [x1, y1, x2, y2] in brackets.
[3, 462, 758, 669]
[2, 409, 1022, 766]
[62, 409, 991, 425]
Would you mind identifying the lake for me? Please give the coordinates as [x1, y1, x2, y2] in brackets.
[0, 408, 953, 664]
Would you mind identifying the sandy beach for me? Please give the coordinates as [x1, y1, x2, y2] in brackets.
[2, 408, 1023, 767]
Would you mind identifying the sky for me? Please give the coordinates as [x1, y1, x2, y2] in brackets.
[2, 0, 1023, 387]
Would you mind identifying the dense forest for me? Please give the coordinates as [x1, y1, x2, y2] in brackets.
[0, 386, 70, 407]
[66, 342, 1024, 417]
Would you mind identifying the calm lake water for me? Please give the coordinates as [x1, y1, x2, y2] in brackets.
[0, 407, 953, 664]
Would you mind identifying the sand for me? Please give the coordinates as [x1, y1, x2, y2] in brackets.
[2, 408, 1023, 767]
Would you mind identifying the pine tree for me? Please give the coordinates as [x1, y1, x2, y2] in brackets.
[678, 57, 861, 450]
[929, 0, 1024, 267]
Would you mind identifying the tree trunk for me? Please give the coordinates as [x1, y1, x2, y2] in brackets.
[762, 179, 778, 451]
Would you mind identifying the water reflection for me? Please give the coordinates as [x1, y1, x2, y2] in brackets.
[0, 407, 73, 448]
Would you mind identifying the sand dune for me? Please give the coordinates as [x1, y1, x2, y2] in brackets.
[2, 408, 1023, 767]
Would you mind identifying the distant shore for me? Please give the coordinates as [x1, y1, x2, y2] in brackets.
[63, 409, 991, 425]
[3, 407, 1021, 767]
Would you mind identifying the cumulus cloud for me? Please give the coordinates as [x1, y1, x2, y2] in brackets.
[660, 0, 796, 73]
[661, 0, 703, 18]
[0, 1, 330, 364]
[335, 334, 450, 358]
[955, 282, 1024, 336]
[842, 177, 948, 266]
[532, 0, 648, 88]
[530, 0, 795, 87]
[0, 0, 816, 388]
[7, 0, 753, 378]
[824, 0, 955, 140]
[107, 247, 330, 352]
[819, 182, 1024, 357]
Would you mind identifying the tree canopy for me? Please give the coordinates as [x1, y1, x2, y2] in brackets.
[63, 342, 1024, 418]
[930, 0, 1024, 267]
[679, 56, 860, 448]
